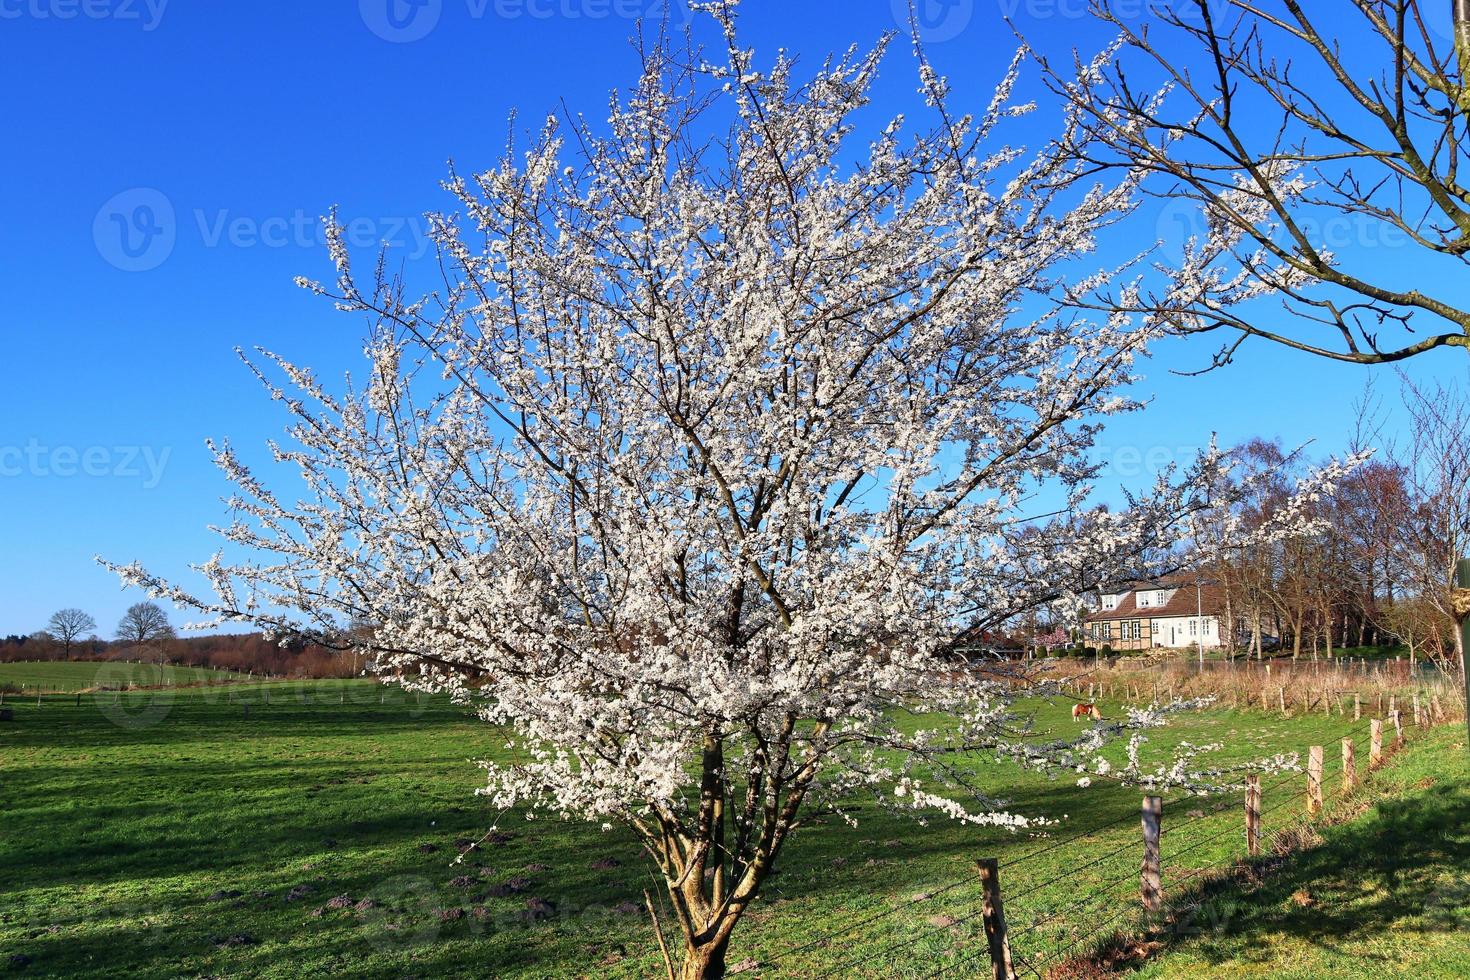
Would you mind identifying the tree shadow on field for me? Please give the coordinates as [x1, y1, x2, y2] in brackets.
[1085, 770, 1470, 975]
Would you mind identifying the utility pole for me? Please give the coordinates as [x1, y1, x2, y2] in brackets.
[1196, 574, 1205, 670]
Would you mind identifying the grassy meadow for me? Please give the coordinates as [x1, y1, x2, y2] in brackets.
[1122, 725, 1469, 980]
[0, 661, 249, 693]
[0, 669, 1453, 978]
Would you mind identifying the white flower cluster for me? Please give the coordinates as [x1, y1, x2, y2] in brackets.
[98, 5, 1325, 963]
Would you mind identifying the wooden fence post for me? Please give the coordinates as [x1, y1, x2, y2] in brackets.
[977, 858, 1015, 980]
[1141, 796, 1163, 914]
[1307, 746, 1324, 816]
[1279, 687, 1287, 715]
[1413, 693, 1422, 727]
[1370, 719, 1383, 767]
[1392, 710, 1404, 747]
[1245, 775, 1262, 857]
[1354, 693, 1360, 721]
[1342, 738, 1356, 794]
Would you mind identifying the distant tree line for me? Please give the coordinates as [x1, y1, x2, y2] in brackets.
[5, 601, 365, 678]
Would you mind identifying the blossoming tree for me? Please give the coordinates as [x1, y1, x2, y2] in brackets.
[107, 10, 1328, 977]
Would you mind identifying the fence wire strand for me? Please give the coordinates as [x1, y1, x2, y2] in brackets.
[743, 714, 1403, 977]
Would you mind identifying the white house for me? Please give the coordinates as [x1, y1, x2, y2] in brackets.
[1082, 578, 1225, 652]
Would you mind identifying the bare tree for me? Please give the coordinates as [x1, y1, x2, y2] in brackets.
[115, 602, 175, 665]
[1394, 376, 1470, 661]
[1038, 1, 1470, 366]
[46, 608, 97, 660]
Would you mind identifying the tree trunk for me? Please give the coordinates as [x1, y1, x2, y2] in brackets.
[1458, 0, 1470, 113]
[1223, 592, 1236, 655]
[679, 936, 731, 980]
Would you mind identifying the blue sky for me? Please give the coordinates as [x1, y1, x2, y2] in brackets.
[0, 0, 1462, 637]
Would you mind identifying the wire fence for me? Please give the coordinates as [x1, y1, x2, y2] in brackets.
[737, 707, 1429, 979]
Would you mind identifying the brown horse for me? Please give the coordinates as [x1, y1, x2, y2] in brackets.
[1072, 703, 1102, 721]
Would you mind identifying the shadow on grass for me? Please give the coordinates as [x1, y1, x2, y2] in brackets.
[1069, 752, 1470, 976]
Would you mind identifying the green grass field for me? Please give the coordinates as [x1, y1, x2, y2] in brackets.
[0, 661, 251, 693]
[1127, 725, 1469, 979]
[0, 678, 1450, 978]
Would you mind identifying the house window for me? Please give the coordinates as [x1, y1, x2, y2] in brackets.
[1150, 622, 1159, 635]
[1189, 619, 1198, 636]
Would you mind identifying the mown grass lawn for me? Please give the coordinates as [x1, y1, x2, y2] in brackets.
[0, 677, 1427, 978]
[0, 661, 248, 693]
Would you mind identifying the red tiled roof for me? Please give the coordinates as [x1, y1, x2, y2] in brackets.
[1084, 583, 1225, 623]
